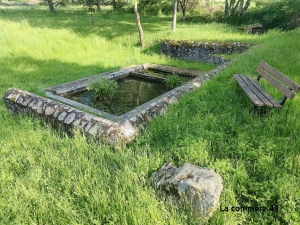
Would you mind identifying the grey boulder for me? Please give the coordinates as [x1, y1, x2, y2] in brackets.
[151, 162, 223, 219]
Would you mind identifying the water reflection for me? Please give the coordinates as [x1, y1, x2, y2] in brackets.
[67, 77, 166, 116]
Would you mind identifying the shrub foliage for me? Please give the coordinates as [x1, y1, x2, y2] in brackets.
[165, 74, 181, 89]
[87, 77, 117, 100]
[241, 0, 300, 30]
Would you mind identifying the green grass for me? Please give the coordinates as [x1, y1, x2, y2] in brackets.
[1, 5, 300, 225]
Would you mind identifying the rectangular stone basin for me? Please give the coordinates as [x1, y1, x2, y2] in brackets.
[44, 64, 197, 121]
[3, 63, 229, 145]
[60, 71, 194, 118]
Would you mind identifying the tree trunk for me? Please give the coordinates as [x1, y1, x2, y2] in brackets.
[243, 0, 251, 12]
[112, 0, 116, 11]
[225, 0, 229, 16]
[134, 2, 145, 47]
[91, 13, 94, 26]
[180, 0, 188, 22]
[230, 0, 240, 16]
[47, 0, 55, 13]
[229, 0, 235, 9]
[97, 0, 101, 12]
[238, 0, 244, 16]
[181, 8, 187, 22]
[229, 0, 250, 16]
[172, 0, 177, 31]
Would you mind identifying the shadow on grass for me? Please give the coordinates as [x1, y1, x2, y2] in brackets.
[0, 55, 118, 94]
[0, 6, 171, 41]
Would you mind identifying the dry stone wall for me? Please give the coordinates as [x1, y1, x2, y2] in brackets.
[3, 88, 137, 144]
[161, 40, 251, 65]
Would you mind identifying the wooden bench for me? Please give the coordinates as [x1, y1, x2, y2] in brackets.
[233, 60, 300, 113]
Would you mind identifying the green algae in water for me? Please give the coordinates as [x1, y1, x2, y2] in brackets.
[66, 76, 166, 116]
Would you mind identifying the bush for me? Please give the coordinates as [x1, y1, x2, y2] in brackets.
[184, 2, 224, 23]
[161, 1, 173, 15]
[87, 77, 117, 100]
[234, 0, 300, 30]
[112, 0, 127, 11]
[165, 74, 181, 89]
[138, 0, 162, 16]
[56, 0, 70, 7]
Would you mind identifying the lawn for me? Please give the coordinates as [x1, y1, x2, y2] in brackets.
[0, 5, 299, 225]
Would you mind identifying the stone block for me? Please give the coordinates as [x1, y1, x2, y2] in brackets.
[57, 111, 67, 121]
[88, 124, 99, 136]
[151, 162, 223, 220]
[64, 112, 77, 124]
[84, 121, 94, 132]
[45, 106, 55, 116]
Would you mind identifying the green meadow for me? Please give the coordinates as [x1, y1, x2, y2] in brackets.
[0, 5, 299, 225]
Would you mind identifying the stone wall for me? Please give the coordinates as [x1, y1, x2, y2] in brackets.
[3, 88, 137, 145]
[3, 62, 231, 145]
[161, 40, 251, 65]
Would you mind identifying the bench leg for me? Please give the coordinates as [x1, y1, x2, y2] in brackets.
[252, 105, 272, 117]
[252, 104, 257, 114]
[278, 96, 287, 106]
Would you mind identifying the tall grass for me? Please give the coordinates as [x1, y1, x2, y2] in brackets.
[0, 5, 300, 224]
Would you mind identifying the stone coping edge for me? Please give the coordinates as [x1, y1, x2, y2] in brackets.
[162, 39, 252, 49]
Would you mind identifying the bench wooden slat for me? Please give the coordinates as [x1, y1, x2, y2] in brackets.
[233, 74, 264, 106]
[245, 76, 274, 107]
[259, 61, 300, 93]
[247, 76, 282, 108]
[239, 75, 274, 107]
[256, 67, 295, 100]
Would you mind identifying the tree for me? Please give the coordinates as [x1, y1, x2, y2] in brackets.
[172, 0, 178, 31]
[112, 0, 126, 11]
[179, 0, 188, 22]
[96, 0, 101, 12]
[177, 0, 199, 22]
[47, 0, 56, 13]
[225, 0, 251, 16]
[83, 0, 100, 26]
[134, 1, 145, 47]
